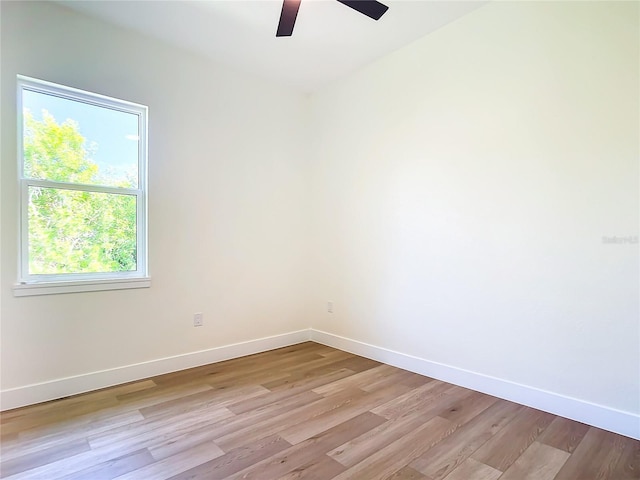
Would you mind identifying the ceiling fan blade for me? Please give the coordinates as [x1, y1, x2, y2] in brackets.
[336, 0, 388, 20]
[276, 0, 302, 37]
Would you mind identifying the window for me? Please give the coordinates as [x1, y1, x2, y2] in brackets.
[15, 76, 149, 296]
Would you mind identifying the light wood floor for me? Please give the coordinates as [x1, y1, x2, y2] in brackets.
[1, 342, 638, 479]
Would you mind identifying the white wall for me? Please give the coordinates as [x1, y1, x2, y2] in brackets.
[308, 0, 639, 416]
[1, 2, 311, 397]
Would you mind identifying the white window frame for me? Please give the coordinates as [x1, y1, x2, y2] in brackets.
[14, 75, 150, 296]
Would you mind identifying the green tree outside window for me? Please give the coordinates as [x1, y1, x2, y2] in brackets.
[24, 110, 137, 275]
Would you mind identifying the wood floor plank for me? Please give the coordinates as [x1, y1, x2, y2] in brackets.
[226, 368, 353, 415]
[149, 343, 320, 387]
[498, 441, 570, 480]
[168, 434, 291, 480]
[331, 416, 455, 480]
[437, 391, 498, 426]
[276, 455, 346, 480]
[152, 349, 325, 391]
[0, 438, 91, 478]
[615, 433, 640, 479]
[226, 411, 386, 480]
[8, 400, 147, 447]
[312, 364, 399, 396]
[7, 409, 232, 479]
[87, 405, 233, 451]
[409, 400, 523, 480]
[0, 432, 18, 443]
[279, 383, 415, 445]
[537, 416, 590, 453]
[0, 396, 121, 438]
[553, 427, 637, 480]
[113, 440, 224, 480]
[437, 458, 501, 480]
[105, 383, 223, 424]
[359, 368, 431, 393]
[57, 448, 155, 480]
[371, 381, 463, 420]
[259, 351, 356, 391]
[470, 406, 555, 471]
[2, 433, 166, 479]
[322, 356, 382, 373]
[156, 388, 325, 457]
[328, 411, 437, 467]
[215, 387, 369, 451]
[384, 465, 431, 480]
[0, 410, 145, 461]
[138, 383, 268, 419]
[0, 379, 155, 428]
[1, 343, 637, 480]
[146, 420, 234, 461]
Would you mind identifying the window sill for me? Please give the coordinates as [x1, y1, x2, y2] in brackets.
[13, 277, 151, 297]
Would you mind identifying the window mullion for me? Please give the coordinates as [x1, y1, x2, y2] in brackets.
[23, 178, 140, 196]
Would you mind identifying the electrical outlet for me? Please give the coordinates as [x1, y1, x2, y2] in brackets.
[327, 301, 334, 313]
[193, 312, 203, 327]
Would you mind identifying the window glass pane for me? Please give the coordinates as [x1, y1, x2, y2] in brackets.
[28, 186, 137, 275]
[22, 89, 139, 188]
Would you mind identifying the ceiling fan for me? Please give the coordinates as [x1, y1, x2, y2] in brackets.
[276, 0, 389, 37]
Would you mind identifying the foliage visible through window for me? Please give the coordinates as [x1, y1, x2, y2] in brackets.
[18, 76, 147, 283]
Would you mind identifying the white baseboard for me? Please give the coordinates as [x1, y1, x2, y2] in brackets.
[0, 329, 311, 411]
[309, 329, 640, 440]
[3, 327, 637, 441]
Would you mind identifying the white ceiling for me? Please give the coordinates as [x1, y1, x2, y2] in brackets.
[57, 0, 487, 93]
